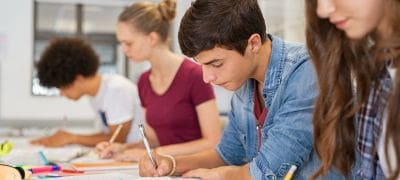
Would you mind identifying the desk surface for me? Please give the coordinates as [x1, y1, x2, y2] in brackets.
[0, 137, 182, 180]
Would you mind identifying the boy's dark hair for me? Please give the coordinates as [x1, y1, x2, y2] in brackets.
[178, 0, 267, 57]
[36, 37, 99, 88]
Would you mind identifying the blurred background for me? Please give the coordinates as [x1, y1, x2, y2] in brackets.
[0, 0, 305, 135]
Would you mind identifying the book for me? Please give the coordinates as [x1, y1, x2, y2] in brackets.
[71, 161, 138, 171]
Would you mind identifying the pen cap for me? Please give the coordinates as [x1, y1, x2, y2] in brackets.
[30, 165, 61, 173]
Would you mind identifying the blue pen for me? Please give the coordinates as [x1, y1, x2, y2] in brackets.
[38, 151, 50, 165]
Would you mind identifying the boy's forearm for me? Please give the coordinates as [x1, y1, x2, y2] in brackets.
[174, 149, 226, 175]
[125, 141, 144, 149]
[73, 133, 111, 147]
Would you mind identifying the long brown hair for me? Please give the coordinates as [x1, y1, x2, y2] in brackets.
[382, 0, 400, 179]
[118, 0, 176, 42]
[305, 0, 400, 179]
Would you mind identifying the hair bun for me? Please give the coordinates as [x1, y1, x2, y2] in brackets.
[158, 0, 176, 21]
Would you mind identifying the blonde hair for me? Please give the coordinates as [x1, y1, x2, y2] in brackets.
[118, 0, 176, 42]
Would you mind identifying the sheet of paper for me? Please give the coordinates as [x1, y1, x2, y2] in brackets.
[0, 146, 90, 165]
[70, 150, 112, 163]
[44, 147, 91, 163]
[0, 138, 92, 165]
[1, 149, 42, 165]
[32, 172, 141, 180]
[44, 172, 175, 180]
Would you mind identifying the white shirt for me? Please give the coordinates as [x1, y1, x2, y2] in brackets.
[378, 66, 398, 179]
[89, 74, 144, 143]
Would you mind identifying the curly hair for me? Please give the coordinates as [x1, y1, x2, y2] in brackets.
[36, 37, 99, 88]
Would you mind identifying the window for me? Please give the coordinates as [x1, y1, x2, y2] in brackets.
[32, 1, 126, 96]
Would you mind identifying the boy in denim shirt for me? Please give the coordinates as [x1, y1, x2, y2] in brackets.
[139, 0, 358, 179]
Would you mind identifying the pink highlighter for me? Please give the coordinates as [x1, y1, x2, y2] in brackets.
[29, 165, 61, 174]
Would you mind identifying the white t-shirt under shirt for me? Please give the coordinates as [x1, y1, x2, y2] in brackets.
[89, 74, 143, 143]
[378, 67, 398, 179]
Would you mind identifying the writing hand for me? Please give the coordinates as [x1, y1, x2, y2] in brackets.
[95, 142, 126, 159]
[139, 151, 173, 177]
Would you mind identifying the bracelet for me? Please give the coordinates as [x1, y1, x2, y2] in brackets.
[159, 153, 176, 176]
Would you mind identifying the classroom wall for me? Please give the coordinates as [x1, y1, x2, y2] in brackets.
[0, 0, 305, 126]
[0, 0, 95, 123]
[0, 0, 216, 125]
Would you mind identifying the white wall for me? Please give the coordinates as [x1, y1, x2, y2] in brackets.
[172, 0, 192, 54]
[0, 0, 95, 122]
[0, 0, 305, 123]
[260, 0, 305, 43]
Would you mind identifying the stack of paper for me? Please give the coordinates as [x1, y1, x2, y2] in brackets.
[71, 161, 138, 171]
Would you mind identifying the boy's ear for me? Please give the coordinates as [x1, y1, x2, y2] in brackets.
[75, 75, 85, 83]
[247, 33, 262, 53]
[74, 75, 88, 90]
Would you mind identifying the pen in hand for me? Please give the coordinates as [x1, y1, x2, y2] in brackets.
[96, 124, 123, 159]
[139, 124, 158, 168]
[109, 124, 123, 144]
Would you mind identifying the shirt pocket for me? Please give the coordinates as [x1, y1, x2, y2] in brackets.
[275, 163, 293, 177]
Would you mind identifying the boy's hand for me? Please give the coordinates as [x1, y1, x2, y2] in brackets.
[139, 151, 174, 177]
[30, 130, 75, 147]
[95, 142, 126, 159]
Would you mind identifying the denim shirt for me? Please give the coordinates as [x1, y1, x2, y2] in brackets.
[216, 35, 360, 180]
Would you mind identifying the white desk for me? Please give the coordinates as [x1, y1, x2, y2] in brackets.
[0, 137, 181, 180]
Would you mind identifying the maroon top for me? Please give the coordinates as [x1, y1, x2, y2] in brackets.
[138, 59, 215, 146]
[253, 80, 268, 150]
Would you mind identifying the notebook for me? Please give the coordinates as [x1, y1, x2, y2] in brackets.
[71, 161, 138, 171]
